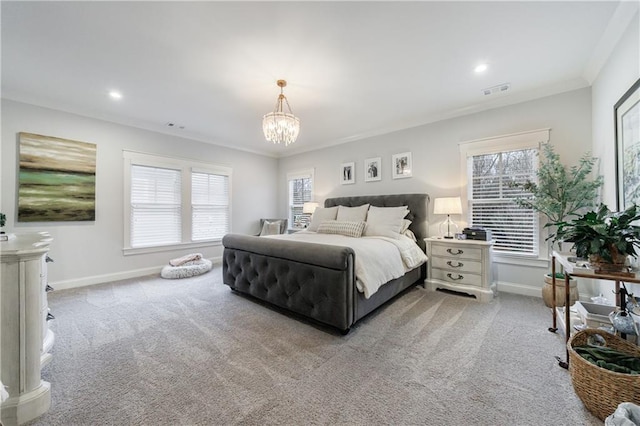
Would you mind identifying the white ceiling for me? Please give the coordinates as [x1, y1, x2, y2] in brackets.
[1, 1, 627, 158]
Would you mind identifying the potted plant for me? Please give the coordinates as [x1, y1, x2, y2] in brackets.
[556, 203, 640, 273]
[512, 143, 604, 306]
[0, 212, 5, 234]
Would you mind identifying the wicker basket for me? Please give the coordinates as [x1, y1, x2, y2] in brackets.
[567, 328, 640, 420]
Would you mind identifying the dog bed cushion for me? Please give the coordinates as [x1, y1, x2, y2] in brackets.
[161, 258, 212, 279]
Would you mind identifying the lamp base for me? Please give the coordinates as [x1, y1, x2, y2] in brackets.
[439, 216, 459, 239]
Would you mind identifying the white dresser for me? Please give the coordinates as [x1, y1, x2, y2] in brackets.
[1, 232, 54, 425]
[425, 237, 495, 302]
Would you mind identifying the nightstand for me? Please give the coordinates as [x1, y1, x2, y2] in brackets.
[425, 237, 495, 302]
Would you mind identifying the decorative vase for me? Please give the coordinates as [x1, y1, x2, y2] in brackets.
[609, 310, 639, 335]
[542, 274, 579, 308]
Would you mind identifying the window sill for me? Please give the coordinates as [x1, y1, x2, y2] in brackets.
[123, 240, 222, 256]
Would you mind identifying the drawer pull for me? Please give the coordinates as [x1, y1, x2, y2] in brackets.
[446, 248, 464, 255]
[447, 273, 464, 281]
[447, 261, 464, 268]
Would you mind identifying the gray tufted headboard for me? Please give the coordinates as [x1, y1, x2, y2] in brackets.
[324, 193, 429, 252]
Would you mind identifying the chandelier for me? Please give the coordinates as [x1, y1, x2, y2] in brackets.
[262, 80, 300, 146]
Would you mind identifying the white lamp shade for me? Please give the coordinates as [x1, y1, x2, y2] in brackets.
[433, 197, 462, 215]
[303, 202, 319, 214]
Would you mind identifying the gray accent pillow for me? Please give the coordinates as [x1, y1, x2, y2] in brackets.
[259, 220, 282, 236]
[308, 206, 339, 232]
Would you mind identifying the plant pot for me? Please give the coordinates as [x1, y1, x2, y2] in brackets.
[588, 254, 628, 273]
[542, 274, 578, 308]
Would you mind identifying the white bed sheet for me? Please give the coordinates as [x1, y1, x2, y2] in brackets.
[266, 232, 427, 298]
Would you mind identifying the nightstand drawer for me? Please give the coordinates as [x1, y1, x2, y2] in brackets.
[432, 244, 482, 260]
[431, 257, 482, 274]
[431, 268, 482, 287]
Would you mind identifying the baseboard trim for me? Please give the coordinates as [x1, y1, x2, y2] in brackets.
[496, 281, 541, 298]
[497, 280, 596, 301]
[51, 256, 222, 291]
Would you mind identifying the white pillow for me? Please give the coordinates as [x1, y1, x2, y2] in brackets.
[336, 204, 370, 222]
[364, 205, 409, 238]
[400, 219, 412, 233]
[259, 220, 281, 236]
[308, 206, 339, 232]
[316, 220, 366, 238]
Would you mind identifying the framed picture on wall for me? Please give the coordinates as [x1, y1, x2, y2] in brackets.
[18, 132, 97, 222]
[364, 157, 381, 182]
[614, 78, 640, 211]
[392, 152, 412, 179]
[341, 162, 355, 184]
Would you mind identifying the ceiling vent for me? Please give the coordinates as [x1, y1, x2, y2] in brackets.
[482, 83, 511, 96]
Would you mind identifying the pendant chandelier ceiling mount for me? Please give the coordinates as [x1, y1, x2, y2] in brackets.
[262, 79, 300, 146]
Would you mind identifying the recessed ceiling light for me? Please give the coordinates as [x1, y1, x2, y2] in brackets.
[109, 90, 122, 100]
[474, 63, 488, 73]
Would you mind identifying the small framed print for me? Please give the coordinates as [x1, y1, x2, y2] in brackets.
[392, 152, 412, 179]
[341, 162, 355, 184]
[364, 157, 381, 182]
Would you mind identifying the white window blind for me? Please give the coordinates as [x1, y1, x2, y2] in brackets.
[192, 172, 230, 241]
[124, 150, 232, 254]
[287, 169, 313, 229]
[468, 148, 539, 255]
[131, 165, 182, 248]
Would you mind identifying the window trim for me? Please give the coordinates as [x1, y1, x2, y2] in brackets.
[123, 150, 232, 255]
[286, 168, 314, 230]
[459, 129, 550, 261]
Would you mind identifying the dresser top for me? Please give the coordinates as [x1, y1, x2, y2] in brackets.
[426, 237, 494, 246]
[0, 232, 52, 257]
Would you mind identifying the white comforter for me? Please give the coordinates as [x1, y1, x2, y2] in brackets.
[266, 232, 428, 299]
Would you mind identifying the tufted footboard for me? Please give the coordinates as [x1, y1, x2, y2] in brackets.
[222, 193, 429, 333]
[222, 234, 357, 331]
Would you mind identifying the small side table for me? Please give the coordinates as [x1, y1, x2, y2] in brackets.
[425, 237, 495, 302]
[550, 251, 640, 368]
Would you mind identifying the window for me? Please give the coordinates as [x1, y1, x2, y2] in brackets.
[191, 171, 230, 241]
[460, 129, 549, 257]
[131, 165, 182, 247]
[469, 149, 538, 254]
[124, 151, 232, 253]
[287, 169, 314, 229]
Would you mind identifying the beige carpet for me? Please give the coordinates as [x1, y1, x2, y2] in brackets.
[32, 266, 600, 425]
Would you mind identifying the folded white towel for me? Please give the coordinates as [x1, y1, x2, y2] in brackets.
[169, 253, 202, 267]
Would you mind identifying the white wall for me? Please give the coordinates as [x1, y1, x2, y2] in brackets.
[278, 87, 593, 297]
[591, 10, 640, 300]
[1, 100, 279, 289]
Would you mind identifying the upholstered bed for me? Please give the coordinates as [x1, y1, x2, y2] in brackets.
[222, 193, 429, 333]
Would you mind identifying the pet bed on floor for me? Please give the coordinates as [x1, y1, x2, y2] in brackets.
[161, 258, 212, 279]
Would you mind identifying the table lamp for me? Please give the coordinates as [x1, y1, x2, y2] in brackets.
[302, 202, 319, 228]
[433, 197, 462, 239]
[302, 202, 319, 214]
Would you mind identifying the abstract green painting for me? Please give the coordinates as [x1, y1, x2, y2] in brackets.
[18, 132, 96, 222]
